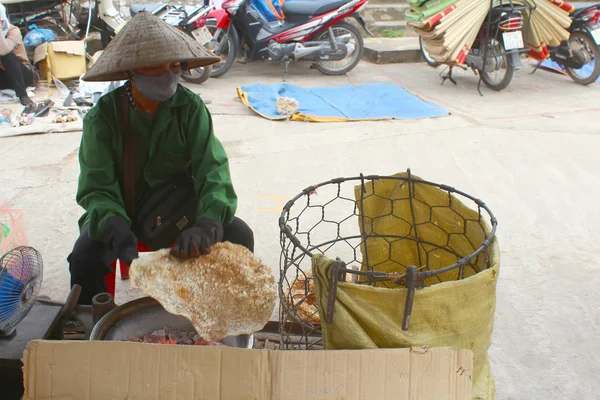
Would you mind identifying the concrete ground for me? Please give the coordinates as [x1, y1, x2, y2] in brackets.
[1, 58, 599, 399]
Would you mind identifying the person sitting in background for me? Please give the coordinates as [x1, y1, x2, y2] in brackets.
[0, 3, 37, 106]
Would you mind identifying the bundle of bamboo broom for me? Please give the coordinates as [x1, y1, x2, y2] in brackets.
[407, 0, 575, 65]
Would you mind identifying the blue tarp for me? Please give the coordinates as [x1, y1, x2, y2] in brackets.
[249, 0, 284, 22]
[540, 58, 600, 83]
[237, 82, 450, 122]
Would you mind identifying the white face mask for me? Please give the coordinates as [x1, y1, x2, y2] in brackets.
[131, 69, 182, 102]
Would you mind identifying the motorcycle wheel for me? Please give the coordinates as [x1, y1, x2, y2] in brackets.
[181, 65, 213, 84]
[204, 22, 238, 78]
[313, 21, 364, 76]
[565, 31, 600, 85]
[480, 40, 515, 91]
[179, 31, 213, 84]
[420, 36, 440, 68]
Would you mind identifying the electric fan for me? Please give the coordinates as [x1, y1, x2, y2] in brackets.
[0, 246, 43, 337]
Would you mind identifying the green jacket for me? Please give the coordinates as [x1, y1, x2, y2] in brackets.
[76, 84, 237, 241]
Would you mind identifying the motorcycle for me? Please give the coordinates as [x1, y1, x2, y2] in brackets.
[128, 3, 215, 84]
[3, 0, 77, 42]
[195, 0, 372, 79]
[421, 1, 532, 93]
[81, 0, 214, 84]
[531, 3, 600, 85]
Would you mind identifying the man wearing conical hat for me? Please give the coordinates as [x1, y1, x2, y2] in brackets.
[66, 12, 254, 305]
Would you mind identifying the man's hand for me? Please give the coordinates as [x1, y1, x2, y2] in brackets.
[101, 216, 139, 265]
[170, 218, 224, 259]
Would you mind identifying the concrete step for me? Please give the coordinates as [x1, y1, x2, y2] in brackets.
[365, 20, 417, 37]
[372, 21, 407, 29]
[365, 4, 409, 21]
[363, 37, 424, 64]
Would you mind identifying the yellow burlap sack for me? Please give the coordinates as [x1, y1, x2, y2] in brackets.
[312, 172, 499, 400]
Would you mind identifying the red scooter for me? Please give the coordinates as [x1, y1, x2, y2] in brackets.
[196, 0, 372, 78]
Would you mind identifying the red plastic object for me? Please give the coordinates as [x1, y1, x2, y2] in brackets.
[0, 201, 28, 256]
[206, 8, 230, 30]
[105, 241, 155, 297]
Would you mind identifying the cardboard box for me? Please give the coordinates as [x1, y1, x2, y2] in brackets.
[33, 41, 87, 81]
[22, 340, 473, 400]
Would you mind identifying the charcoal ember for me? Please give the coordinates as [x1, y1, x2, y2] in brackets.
[165, 328, 184, 342]
[175, 331, 196, 345]
[127, 328, 226, 346]
[178, 335, 195, 345]
[142, 333, 166, 343]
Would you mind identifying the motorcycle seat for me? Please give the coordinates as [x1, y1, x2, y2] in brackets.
[184, 6, 206, 16]
[572, 4, 599, 18]
[282, 0, 351, 16]
[130, 4, 165, 17]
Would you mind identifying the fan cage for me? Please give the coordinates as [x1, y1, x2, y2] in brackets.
[278, 171, 497, 350]
[0, 246, 43, 335]
[0, 201, 28, 257]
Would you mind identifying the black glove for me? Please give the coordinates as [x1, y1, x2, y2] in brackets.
[101, 216, 139, 265]
[170, 218, 224, 259]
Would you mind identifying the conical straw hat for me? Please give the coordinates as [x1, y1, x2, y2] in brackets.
[83, 11, 221, 82]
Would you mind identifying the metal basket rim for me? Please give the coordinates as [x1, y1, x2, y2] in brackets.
[278, 171, 498, 280]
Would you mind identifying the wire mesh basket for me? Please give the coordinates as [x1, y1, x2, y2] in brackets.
[0, 202, 28, 257]
[278, 169, 497, 350]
